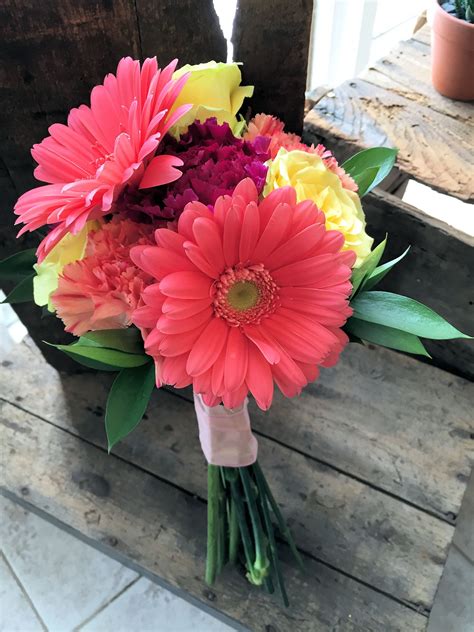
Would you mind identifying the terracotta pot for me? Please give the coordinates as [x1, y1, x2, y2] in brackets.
[431, 1, 474, 100]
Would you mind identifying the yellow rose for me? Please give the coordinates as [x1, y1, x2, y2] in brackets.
[264, 149, 373, 266]
[33, 221, 99, 310]
[170, 61, 253, 138]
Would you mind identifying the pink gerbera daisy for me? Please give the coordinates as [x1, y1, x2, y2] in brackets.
[15, 57, 192, 261]
[131, 178, 355, 410]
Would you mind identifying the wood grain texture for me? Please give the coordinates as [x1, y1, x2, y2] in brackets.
[232, 0, 313, 133]
[303, 25, 474, 204]
[135, 0, 226, 63]
[364, 38, 473, 123]
[0, 0, 142, 366]
[0, 399, 428, 631]
[2, 339, 472, 610]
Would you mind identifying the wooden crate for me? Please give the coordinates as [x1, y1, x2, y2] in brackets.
[1, 5, 473, 631]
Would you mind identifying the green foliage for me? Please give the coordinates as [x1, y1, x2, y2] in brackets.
[2, 274, 35, 304]
[81, 328, 144, 354]
[445, 0, 474, 21]
[47, 341, 150, 370]
[350, 237, 387, 297]
[345, 318, 430, 356]
[350, 291, 471, 340]
[0, 249, 36, 282]
[362, 247, 410, 292]
[46, 328, 149, 371]
[0, 249, 36, 304]
[341, 147, 398, 197]
[105, 362, 155, 451]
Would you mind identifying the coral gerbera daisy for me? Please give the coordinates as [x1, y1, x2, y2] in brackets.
[15, 57, 192, 261]
[131, 178, 355, 410]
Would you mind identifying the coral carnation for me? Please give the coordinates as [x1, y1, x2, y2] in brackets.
[15, 57, 192, 261]
[131, 178, 355, 410]
[244, 113, 357, 191]
[51, 218, 155, 336]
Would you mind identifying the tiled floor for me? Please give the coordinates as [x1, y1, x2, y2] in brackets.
[0, 496, 231, 632]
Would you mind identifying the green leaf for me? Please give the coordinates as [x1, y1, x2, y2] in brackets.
[2, 274, 35, 304]
[351, 291, 472, 340]
[351, 237, 387, 297]
[0, 249, 36, 282]
[345, 317, 430, 356]
[106, 362, 155, 451]
[342, 147, 398, 196]
[47, 342, 150, 370]
[81, 328, 144, 354]
[363, 247, 410, 291]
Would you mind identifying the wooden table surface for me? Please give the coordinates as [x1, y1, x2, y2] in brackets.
[1, 336, 473, 631]
[304, 25, 474, 202]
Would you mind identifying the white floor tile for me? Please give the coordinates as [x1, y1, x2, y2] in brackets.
[0, 497, 138, 632]
[0, 554, 45, 632]
[80, 577, 231, 632]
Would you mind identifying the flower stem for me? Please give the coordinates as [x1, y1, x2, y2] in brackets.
[224, 468, 261, 585]
[206, 464, 220, 585]
[217, 470, 226, 574]
[228, 495, 239, 566]
[253, 461, 303, 570]
[239, 467, 269, 582]
[252, 463, 289, 606]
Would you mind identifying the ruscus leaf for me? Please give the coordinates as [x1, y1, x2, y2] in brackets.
[47, 342, 150, 369]
[2, 274, 35, 304]
[350, 237, 387, 297]
[363, 247, 410, 291]
[106, 362, 155, 451]
[351, 291, 472, 340]
[81, 328, 144, 354]
[345, 317, 430, 356]
[0, 249, 36, 282]
[342, 147, 398, 196]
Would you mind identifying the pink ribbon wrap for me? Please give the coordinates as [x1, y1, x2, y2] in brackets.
[193, 393, 258, 467]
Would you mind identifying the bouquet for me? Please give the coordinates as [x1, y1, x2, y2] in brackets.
[1, 57, 470, 605]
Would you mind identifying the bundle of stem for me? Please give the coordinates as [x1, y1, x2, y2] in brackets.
[205, 461, 302, 606]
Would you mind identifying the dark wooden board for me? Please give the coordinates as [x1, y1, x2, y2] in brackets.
[0, 398, 428, 631]
[3, 339, 474, 610]
[135, 0, 226, 64]
[232, 0, 313, 133]
[362, 190, 474, 380]
[0, 0, 226, 370]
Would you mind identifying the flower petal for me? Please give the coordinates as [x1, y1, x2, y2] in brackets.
[186, 317, 229, 376]
[139, 154, 184, 189]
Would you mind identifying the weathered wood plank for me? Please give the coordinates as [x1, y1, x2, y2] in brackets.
[411, 24, 431, 46]
[362, 190, 474, 380]
[363, 39, 473, 123]
[135, 0, 226, 64]
[303, 78, 474, 202]
[232, 0, 313, 133]
[1, 340, 465, 610]
[0, 399, 428, 631]
[0, 0, 143, 367]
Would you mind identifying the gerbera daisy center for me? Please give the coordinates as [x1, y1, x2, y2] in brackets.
[227, 281, 259, 311]
[213, 264, 280, 327]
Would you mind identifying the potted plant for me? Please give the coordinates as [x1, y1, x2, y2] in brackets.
[431, 1, 474, 100]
